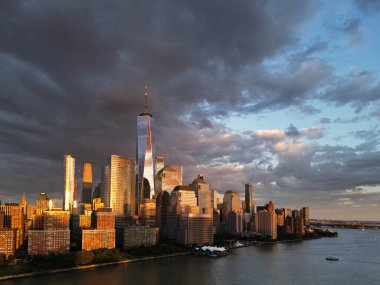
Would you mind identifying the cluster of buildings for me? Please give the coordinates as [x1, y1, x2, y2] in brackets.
[0, 88, 310, 258]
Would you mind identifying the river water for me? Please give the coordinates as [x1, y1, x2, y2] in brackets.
[3, 229, 380, 285]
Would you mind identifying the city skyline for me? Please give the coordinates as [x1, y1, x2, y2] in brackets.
[1, 1, 380, 220]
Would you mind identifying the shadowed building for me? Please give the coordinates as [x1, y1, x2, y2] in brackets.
[101, 165, 110, 207]
[245, 183, 255, 217]
[81, 163, 93, 204]
[124, 226, 157, 248]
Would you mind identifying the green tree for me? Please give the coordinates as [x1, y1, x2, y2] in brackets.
[0, 254, 6, 267]
[73, 251, 94, 265]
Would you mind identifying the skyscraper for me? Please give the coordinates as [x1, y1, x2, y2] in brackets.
[101, 165, 110, 207]
[156, 165, 183, 194]
[81, 163, 93, 204]
[155, 156, 165, 175]
[245, 183, 254, 216]
[109, 155, 135, 217]
[136, 87, 156, 213]
[63, 155, 75, 211]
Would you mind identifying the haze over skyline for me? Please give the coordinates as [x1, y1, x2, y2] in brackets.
[1, 0, 380, 220]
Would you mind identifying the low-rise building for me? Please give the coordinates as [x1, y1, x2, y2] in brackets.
[27, 210, 70, 255]
[0, 229, 17, 257]
[124, 226, 157, 247]
[81, 229, 115, 251]
[28, 230, 70, 255]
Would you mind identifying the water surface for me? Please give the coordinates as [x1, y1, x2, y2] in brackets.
[4, 229, 380, 285]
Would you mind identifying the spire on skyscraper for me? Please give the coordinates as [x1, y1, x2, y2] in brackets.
[140, 86, 152, 117]
[144, 86, 148, 113]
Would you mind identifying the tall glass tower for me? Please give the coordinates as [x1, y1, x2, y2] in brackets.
[109, 155, 135, 217]
[136, 87, 156, 214]
[63, 154, 75, 211]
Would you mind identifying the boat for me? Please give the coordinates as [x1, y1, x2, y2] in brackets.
[326, 256, 340, 261]
[192, 246, 229, 257]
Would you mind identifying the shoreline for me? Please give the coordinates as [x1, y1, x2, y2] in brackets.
[0, 252, 190, 282]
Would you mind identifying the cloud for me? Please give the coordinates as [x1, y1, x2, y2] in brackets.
[285, 124, 301, 137]
[355, 0, 380, 13]
[1, 1, 380, 220]
[322, 68, 380, 111]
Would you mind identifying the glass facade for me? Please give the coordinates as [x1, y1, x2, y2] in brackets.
[245, 183, 254, 216]
[101, 165, 110, 207]
[63, 155, 75, 211]
[109, 155, 135, 217]
[81, 163, 92, 204]
[136, 104, 156, 214]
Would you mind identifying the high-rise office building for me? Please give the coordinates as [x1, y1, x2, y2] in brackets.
[136, 87, 156, 213]
[156, 165, 183, 194]
[101, 165, 110, 207]
[155, 156, 165, 175]
[93, 183, 102, 199]
[222, 190, 241, 222]
[163, 186, 212, 244]
[36, 193, 49, 211]
[20, 193, 27, 218]
[301, 207, 310, 226]
[0, 204, 24, 249]
[192, 175, 212, 215]
[0, 212, 3, 229]
[245, 183, 254, 216]
[109, 155, 135, 217]
[255, 209, 277, 239]
[81, 163, 93, 204]
[63, 155, 76, 211]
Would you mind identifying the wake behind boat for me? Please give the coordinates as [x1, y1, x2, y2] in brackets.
[326, 256, 340, 261]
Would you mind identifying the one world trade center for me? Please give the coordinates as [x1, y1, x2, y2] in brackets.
[136, 87, 156, 214]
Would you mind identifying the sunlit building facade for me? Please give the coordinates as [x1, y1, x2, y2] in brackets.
[255, 209, 277, 239]
[28, 210, 70, 255]
[0, 204, 24, 249]
[136, 87, 156, 214]
[155, 156, 165, 175]
[0, 229, 17, 257]
[109, 155, 135, 217]
[301, 207, 310, 226]
[156, 165, 183, 194]
[63, 154, 76, 211]
[81, 163, 92, 204]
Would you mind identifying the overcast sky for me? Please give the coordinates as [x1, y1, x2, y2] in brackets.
[1, 0, 380, 220]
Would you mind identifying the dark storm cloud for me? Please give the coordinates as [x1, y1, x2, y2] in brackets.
[0, 0, 324, 201]
[1, 0, 379, 211]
